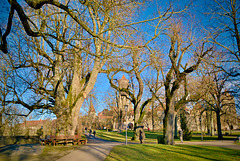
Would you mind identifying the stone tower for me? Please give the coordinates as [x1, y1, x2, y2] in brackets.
[88, 99, 96, 129]
[118, 75, 129, 96]
[118, 75, 129, 109]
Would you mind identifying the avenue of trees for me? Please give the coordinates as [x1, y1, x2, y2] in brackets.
[0, 0, 239, 144]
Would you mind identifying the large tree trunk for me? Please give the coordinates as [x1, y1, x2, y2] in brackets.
[152, 102, 155, 132]
[163, 90, 176, 145]
[164, 102, 175, 145]
[132, 105, 138, 140]
[207, 110, 211, 134]
[52, 54, 68, 135]
[174, 115, 178, 138]
[216, 110, 223, 139]
[210, 110, 215, 136]
[53, 51, 104, 135]
[0, 113, 3, 135]
[132, 122, 137, 140]
[67, 56, 103, 135]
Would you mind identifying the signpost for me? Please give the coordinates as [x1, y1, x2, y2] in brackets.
[124, 105, 128, 145]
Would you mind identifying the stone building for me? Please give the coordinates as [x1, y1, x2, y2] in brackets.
[118, 75, 129, 110]
[19, 119, 56, 136]
[87, 100, 97, 129]
[116, 75, 135, 130]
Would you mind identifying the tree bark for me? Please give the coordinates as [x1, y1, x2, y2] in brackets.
[207, 110, 211, 134]
[174, 115, 178, 138]
[165, 111, 175, 144]
[216, 110, 223, 139]
[211, 110, 215, 136]
[163, 92, 175, 145]
[152, 100, 155, 132]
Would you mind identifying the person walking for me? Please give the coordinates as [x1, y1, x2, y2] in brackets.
[139, 130, 143, 144]
[93, 130, 96, 137]
[89, 129, 92, 136]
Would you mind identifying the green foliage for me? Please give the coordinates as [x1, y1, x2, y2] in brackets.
[183, 128, 192, 141]
[180, 108, 192, 141]
[25, 128, 30, 137]
[37, 128, 43, 136]
[157, 135, 165, 144]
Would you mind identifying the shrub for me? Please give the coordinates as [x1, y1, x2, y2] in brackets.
[157, 135, 165, 144]
[180, 107, 192, 141]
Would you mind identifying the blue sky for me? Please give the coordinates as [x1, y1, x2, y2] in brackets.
[0, 0, 239, 121]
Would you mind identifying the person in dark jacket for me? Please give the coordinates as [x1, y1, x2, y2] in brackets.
[139, 130, 143, 144]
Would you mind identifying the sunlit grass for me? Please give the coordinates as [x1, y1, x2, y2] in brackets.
[96, 130, 158, 143]
[105, 144, 240, 161]
[96, 130, 238, 143]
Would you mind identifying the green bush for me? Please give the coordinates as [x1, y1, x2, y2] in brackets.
[180, 107, 192, 141]
[157, 135, 165, 144]
[37, 128, 43, 137]
[183, 129, 192, 141]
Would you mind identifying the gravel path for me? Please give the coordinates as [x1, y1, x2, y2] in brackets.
[56, 135, 124, 161]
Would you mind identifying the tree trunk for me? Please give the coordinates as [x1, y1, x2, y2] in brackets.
[164, 92, 176, 145]
[52, 53, 104, 135]
[174, 115, 178, 138]
[132, 122, 137, 140]
[152, 101, 154, 132]
[207, 110, 211, 134]
[52, 54, 67, 135]
[211, 110, 215, 136]
[67, 58, 102, 135]
[216, 110, 223, 139]
[0, 113, 3, 135]
[165, 106, 175, 145]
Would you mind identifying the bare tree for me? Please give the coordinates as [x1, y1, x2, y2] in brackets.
[1, 0, 147, 135]
[106, 44, 154, 140]
[0, 0, 190, 135]
[0, 54, 13, 135]
[149, 20, 212, 144]
[200, 67, 236, 139]
[205, 0, 240, 76]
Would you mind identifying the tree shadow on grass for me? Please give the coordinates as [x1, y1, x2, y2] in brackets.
[144, 144, 239, 161]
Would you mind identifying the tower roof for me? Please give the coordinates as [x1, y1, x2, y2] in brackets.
[118, 74, 128, 81]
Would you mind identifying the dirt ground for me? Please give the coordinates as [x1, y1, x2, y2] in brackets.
[0, 144, 44, 161]
[0, 144, 77, 161]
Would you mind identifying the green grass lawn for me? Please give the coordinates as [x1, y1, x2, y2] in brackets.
[96, 130, 238, 143]
[105, 144, 240, 161]
[96, 130, 158, 143]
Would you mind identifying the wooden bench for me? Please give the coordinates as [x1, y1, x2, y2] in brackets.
[41, 135, 87, 146]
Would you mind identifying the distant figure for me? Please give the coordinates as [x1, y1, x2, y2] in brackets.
[93, 130, 96, 137]
[179, 129, 183, 143]
[148, 127, 150, 131]
[89, 129, 92, 136]
[85, 127, 87, 133]
[139, 130, 143, 144]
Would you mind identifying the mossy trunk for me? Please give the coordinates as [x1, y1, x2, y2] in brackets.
[53, 53, 104, 135]
[216, 110, 223, 140]
[164, 104, 175, 145]
[211, 110, 215, 136]
[132, 122, 137, 140]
